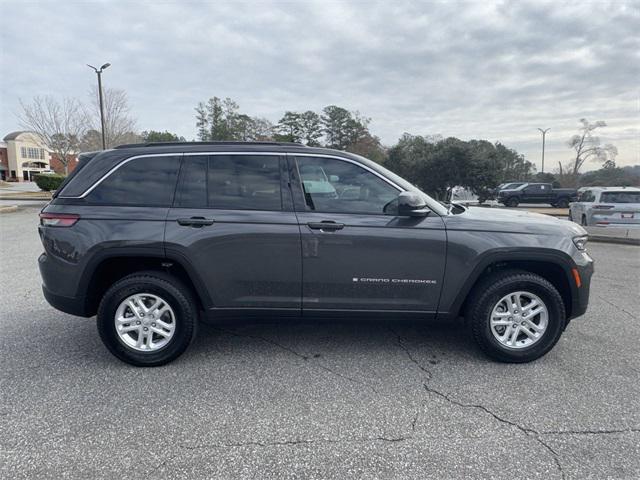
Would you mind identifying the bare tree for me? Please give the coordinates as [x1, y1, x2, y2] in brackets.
[87, 87, 139, 149]
[568, 119, 617, 175]
[19, 96, 89, 174]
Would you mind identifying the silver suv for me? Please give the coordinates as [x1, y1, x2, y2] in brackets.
[570, 187, 640, 227]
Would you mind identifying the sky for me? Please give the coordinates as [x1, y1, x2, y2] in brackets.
[1, 0, 638, 171]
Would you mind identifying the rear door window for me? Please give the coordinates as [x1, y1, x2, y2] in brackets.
[87, 156, 180, 206]
[174, 154, 283, 211]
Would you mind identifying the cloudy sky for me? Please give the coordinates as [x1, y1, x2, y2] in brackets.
[1, 0, 638, 170]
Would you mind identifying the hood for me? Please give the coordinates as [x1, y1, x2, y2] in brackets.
[444, 206, 587, 236]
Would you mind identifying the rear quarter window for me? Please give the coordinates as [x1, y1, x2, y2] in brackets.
[87, 155, 181, 206]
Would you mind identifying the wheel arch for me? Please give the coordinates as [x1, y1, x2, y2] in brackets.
[81, 250, 211, 316]
[446, 250, 577, 321]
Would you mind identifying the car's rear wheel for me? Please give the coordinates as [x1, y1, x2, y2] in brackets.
[557, 198, 570, 208]
[581, 215, 588, 226]
[506, 197, 519, 208]
[568, 210, 573, 222]
[468, 270, 566, 362]
[97, 271, 198, 366]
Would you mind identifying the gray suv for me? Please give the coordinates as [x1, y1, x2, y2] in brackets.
[39, 142, 593, 366]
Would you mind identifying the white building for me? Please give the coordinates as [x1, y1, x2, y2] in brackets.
[2, 131, 51, 181]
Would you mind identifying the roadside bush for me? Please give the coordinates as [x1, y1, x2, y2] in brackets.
[34, 174, 66, 192]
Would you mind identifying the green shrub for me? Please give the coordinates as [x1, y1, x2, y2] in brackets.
[34, 174, 66, 192]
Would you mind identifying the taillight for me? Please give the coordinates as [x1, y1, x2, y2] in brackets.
[593, 205, 614, 210]
[39, 212, 79, 227]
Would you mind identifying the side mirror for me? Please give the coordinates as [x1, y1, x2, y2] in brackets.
[397, 191, 429, 217]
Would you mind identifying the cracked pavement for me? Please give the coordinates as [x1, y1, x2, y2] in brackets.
[1, 206, 639, 479]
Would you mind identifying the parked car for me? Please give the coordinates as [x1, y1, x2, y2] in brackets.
[39, 142, 593, 366]
[498, 183, 577, 208]
[569, 186, 640, 227]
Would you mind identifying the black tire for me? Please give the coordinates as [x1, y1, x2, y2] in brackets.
[467, 269, 566, 363]
[557, 198, 570, 209]
[97, 271, 198, 366]
[506, 197, 519, 208]
[581, 215, 588, 227]
[568, 210, 573, 222]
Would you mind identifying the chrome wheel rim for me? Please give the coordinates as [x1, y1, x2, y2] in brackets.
[114, 293, 176, 352]
[490, 291, 548, 349]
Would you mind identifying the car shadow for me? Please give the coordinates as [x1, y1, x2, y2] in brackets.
[187, 316, 482, 364]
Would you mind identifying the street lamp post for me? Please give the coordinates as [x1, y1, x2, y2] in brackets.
[87, 63, 111, 149]
[537, 127, 550, 173]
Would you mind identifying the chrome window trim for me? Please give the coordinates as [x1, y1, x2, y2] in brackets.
[61, 151, 404, 199]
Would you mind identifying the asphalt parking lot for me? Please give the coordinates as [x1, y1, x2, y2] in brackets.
[1, 206, 639, 479]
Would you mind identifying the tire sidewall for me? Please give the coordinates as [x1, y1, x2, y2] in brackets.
[97, 276, 196, 366]
[475, 277, 565, 362]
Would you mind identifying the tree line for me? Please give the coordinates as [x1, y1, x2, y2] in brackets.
[19, 90, 633, 195]
[194, 97, 386, 163]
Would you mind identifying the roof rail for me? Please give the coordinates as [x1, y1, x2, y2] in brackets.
[114, 141, 306, 149]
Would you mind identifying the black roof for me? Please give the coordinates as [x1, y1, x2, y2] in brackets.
[114, 141, 306, 149]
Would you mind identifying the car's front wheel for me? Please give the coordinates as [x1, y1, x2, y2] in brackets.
[506, 197, 519, 208]
[468, 270, 566, 362]
[97, 271, 198, 366]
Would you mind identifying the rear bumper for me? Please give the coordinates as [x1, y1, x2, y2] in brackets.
[42, 284, 89, 317]
[39, 252, 90, 317]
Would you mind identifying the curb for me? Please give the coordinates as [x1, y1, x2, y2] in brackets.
[0, 196, 50, 201]
[0, 205, 19, 214]
[588, 235, 640, 246]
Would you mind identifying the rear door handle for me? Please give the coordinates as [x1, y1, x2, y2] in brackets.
[307, 221, 344, 231]
[177, 217, 214, 227]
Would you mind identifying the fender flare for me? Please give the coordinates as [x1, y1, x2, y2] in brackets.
[444, 248, 578, 319]
[78, 246, 213, 314]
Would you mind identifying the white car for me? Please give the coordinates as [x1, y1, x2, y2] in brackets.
[569, 186, 640, 227]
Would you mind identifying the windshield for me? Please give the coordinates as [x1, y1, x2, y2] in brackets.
[600, 191, 640, 203]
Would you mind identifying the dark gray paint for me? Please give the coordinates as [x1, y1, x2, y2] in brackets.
[39, 143, 594, 322]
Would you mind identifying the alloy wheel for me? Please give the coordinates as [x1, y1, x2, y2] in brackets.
[490, 291, 548, 349]
[114, 293, 176, 352]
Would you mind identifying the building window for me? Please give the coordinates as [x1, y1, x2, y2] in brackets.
[20, 147, 45, 160]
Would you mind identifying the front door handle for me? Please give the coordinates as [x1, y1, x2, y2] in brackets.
[307, 221, 344, 231]
[177, 217, 214, 227]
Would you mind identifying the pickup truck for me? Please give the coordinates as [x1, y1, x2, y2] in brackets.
[498, 183, 578, 208]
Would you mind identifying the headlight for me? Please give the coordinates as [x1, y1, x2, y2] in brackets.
[573, 235, 588, 251]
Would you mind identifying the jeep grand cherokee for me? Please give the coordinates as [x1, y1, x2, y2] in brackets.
[39, 142, 593, 366]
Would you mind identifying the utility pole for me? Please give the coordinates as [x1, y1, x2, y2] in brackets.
[537, 127, 550, 173]
[87, 63, 111, 149]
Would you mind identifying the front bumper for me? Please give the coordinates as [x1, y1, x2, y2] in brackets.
[570, 254, 594, 319]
